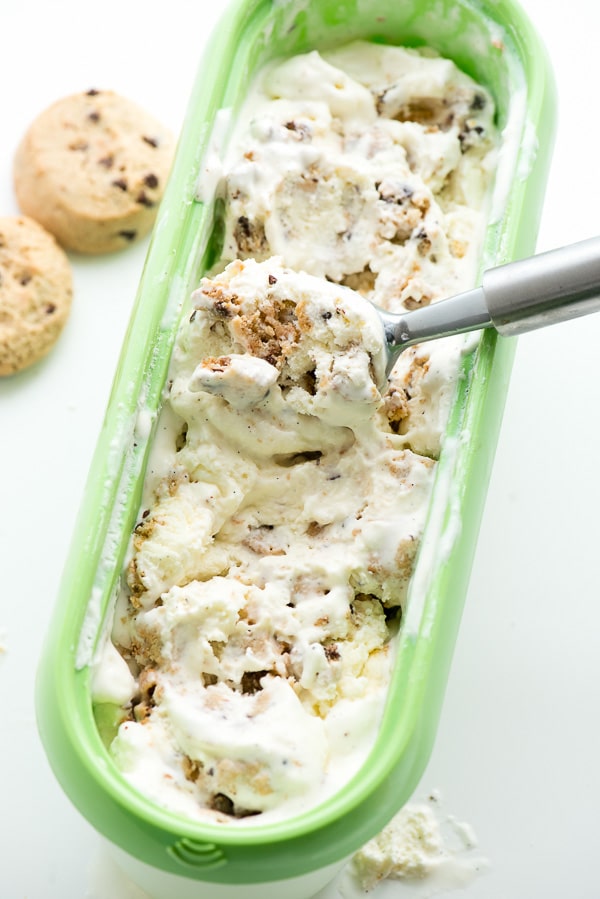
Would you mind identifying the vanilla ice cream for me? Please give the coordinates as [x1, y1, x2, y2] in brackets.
[351, 799, 487, 891]
[93, 41, 498, 824]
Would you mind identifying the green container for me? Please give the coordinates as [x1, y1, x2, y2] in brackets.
[36, 0, 556, 895]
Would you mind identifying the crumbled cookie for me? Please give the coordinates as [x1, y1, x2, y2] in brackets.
[233, 215, 269, 257]
[13, 89, 174, 254]
[0, 216, 72, 375]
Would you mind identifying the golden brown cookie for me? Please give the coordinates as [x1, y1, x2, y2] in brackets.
[13, 90, 174, 254]
[0, 216, 73, 375]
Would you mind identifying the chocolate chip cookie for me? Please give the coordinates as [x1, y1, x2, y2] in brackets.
[13, 90, 174, 254]
[0, 216, 73, 375]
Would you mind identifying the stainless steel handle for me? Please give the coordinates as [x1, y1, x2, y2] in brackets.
[379, 286, 490, 352]
[380, 284, 491, 378]
[484, 236, 600, 336]
[382, 236, 600, 377]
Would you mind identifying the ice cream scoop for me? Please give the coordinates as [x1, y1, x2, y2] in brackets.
[381, 236, 600, 377]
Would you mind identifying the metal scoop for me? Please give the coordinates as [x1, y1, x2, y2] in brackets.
[380, 236, 600, 377]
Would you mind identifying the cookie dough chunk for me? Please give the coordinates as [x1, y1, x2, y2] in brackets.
[0, 216, 72, 375]
[13, 90, 174, 254]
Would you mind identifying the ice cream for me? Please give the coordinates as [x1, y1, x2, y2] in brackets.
[350, 797, 487, 892]
[92, 41, 498, 824]
[221, 42, 495, 309]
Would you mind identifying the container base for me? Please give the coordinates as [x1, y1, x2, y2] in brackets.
[105, 841, 347, 899]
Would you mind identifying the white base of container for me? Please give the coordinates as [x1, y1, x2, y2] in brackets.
[105, 841, 348, 899]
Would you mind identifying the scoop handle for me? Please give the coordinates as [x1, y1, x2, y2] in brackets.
[484, 236, 600, 336]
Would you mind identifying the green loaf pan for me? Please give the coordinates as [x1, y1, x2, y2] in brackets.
[36, 0, 556, 896]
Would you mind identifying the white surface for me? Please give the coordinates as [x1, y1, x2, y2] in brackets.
[1, 1, 599, 897]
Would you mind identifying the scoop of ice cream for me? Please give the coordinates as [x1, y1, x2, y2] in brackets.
[127, 478, 243, 608]
[323, 41, 495, 141]
[221, 43, 495, 308]
[162, 676, 329, 813]
[179, 257, 388, 426]
[264, 50, 377, 125]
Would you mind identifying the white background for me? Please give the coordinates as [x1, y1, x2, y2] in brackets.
[1, 1, 599, 897]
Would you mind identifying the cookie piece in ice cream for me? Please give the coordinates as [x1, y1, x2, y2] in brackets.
[13, 90, 174, 254]
[185, 256, 388, 420]
[0, 216, 72, 375]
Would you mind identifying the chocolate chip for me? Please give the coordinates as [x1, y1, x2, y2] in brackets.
[283, 120, 309, 139]
[377, 181, 414, 204]
[46, 303, 56, 314]
[118, 230, 137, 241]
[321, 311, 332, 320]
[143, 173, 159, 189]
[135, 190, 154, 208]
[416, 229, 432, 256]
[268, 274, 277, 285]
[470, 92, 486, 111]
[324, 643, 341, 661]
[112, 178, 128, 191]
[234, 215, 267, 254]
[238, 215, 251, 237]
[98, 154, 114, 169]
[213, 299, 232, 318]
[142, 135, 159, 148]
[86, 88, 100, 96]
[458, 121, 485, 150]
[19, 273, 32, 286]
[210, 794, 234, 816]
[241, 671, 268, 694]
[88, 111, 101, 123]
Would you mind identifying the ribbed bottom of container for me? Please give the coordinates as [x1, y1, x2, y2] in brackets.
[105, 841, 347, 899]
